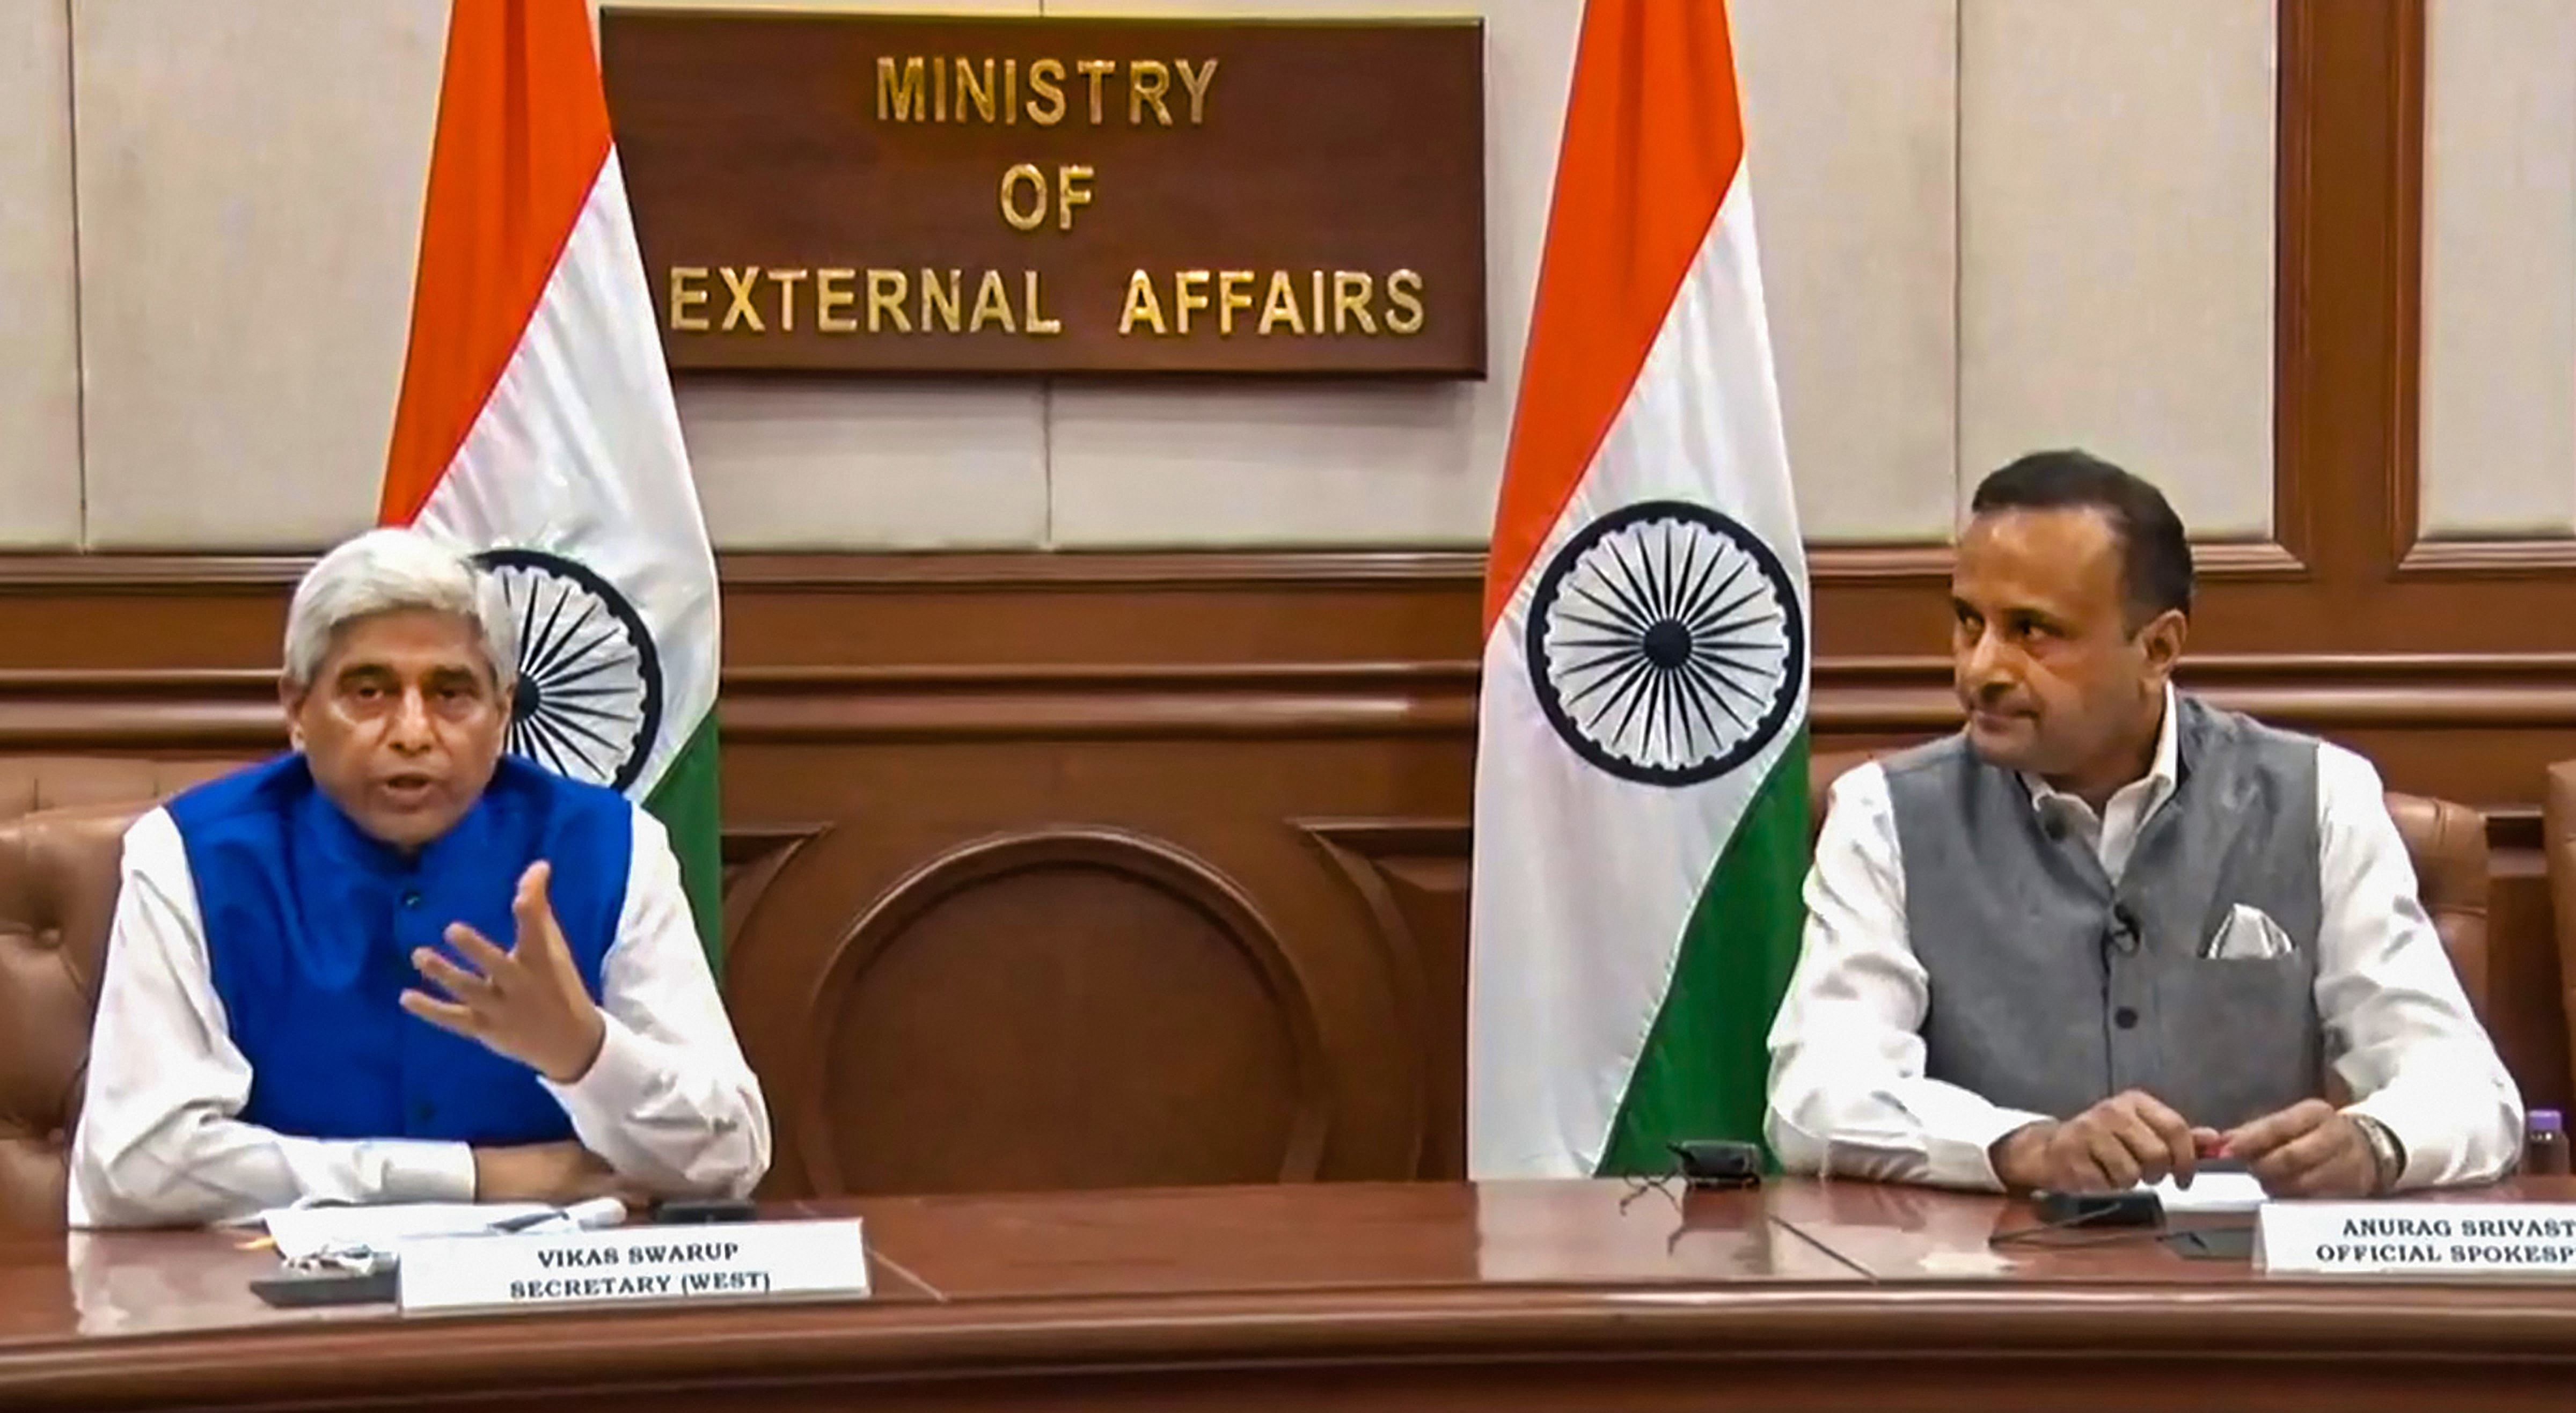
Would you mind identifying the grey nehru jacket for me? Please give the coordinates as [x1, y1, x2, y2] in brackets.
[1881, 694, 2324, 1129]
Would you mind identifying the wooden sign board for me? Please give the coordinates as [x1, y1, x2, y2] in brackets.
[599, 10, 1487, 377]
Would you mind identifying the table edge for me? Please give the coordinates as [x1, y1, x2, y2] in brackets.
[11, 1279, 2576, 1404]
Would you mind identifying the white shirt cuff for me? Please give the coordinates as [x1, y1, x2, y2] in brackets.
[2342, 1094, 2449, 1192]
[375, 1139, 479, 1203]
[1928, 1103, 2053, 1191]
[1782, 1080, 2050, 1191]
[543, 1014, 663, 1142]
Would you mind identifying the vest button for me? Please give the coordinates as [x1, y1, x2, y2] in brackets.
[400, 890, 423, 909]
[2113, 1006, 2140, 1029]
[412, 1100, 436, 1124]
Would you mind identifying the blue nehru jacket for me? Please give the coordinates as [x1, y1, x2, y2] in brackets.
[163, 754, 631, 1145]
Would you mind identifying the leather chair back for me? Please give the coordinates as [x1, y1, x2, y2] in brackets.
[2537, 761, 2576, 1100]
[0, 758, 239, 1231]
[1807, 748, 2491, 1015]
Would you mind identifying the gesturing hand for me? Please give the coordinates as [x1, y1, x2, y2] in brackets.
[1990, 1089, 2222, 1192]
[401, 861, 606, 1083]
[2220, 1100, 2384, 1199]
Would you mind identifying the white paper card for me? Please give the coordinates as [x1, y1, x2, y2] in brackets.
[397, 1218, 870, 1314]
[2256, 1202, 2576, 1276]
[2148, 1170, 2269, 1215]
[262, 1202, 554, 1261]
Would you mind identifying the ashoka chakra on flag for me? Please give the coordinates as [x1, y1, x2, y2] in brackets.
[1524, 500, 1804, 788]
[473, 547, 665, 795]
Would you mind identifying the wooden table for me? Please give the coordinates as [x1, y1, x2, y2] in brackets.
[6, 1177, 2576, 1410]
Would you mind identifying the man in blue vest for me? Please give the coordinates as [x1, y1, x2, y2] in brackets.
[70, 529, 769, 1226]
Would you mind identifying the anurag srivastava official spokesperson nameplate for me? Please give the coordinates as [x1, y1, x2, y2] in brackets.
[2258, 1203, 2576, 1278]
[599, 11, 1485, 376]
[397, 1219, 870, 1314]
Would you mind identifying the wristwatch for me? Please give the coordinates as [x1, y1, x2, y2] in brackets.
[2350, 1114, 2406, 1194]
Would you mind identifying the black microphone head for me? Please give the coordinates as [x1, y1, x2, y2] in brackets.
[2039, 810, 2066, 840]
[2107, 901, 2142, 953]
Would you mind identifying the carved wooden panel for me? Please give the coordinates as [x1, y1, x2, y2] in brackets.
[711, 723, 1473, 1197]
[793, 828, 1328, 1195]
[1300, 821, 1470, 1180]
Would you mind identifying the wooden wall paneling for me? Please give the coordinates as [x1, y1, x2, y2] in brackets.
[2270, 0, 2324, 581]
[717, 723, 1474, 1198]
[1825, 1, 2576, 655]
[2304, 0, 2576, 596]
[782, 823, 1331, 1197]
[718, 551, 1488, 671]
[1300, 820, 1473, 1181]
[0, 558, 299, 671]
[2279, 0, 2409, 597]
[2379, 0, 2576, 579]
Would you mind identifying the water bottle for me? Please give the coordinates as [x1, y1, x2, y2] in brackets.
[2526, 1109, 2570, 1176]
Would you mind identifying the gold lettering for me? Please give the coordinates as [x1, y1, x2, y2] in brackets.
[719, 265, 766, 332]
[816, 268, 858, 332]
[1077, 58, 1114, 123]
[1175, 58, 1219, 125]
[1058, 164, 1094, 231]
[969, 270, 1016, 333]
[999, 164, 1048, 231]
[1174, 269, 1211, 335]
[954, 57, 996, 123]
[1119, 269, 1167, 335]
[920, 268, 963, 332]
[876, 57, 926, 122]
[1334, 271, 1377, 334]
[1257, 269, 1306, 335]
[868, 269, 911, 333]
[1385, 269, 1424, 335]
[1005, 57, 1019, 123]
[667, 266, 711, 332]
[1023, 269, 1060, 335]
[934, 50, 948, 122]
[767, 268, 810, 333]
[1217, 269, 1254, 335]
[1311, 270, 1327, 331]
[1027, 57, 1066, 125]
[1129, 60, 1173, 126]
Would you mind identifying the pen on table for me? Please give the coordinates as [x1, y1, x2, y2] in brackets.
[487, 1196, 628, 1235]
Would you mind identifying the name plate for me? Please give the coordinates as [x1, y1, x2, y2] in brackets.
[397, 1218, 869, 1314]
[2257, 1202, 2576, 1277]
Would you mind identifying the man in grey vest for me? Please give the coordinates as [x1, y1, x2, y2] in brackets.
[1766, 451, 2522, 1197]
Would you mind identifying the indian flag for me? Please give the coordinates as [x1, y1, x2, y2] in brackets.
[1468, 0, 1809, 1178]
[379, 0, 723, 959]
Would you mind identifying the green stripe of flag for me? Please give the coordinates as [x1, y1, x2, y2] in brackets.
[642, 713, 724, 968]
[1597, 731, 1810, 1175]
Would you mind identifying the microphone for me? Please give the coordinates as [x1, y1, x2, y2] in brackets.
[2039, 808, 2067, 841]
[2106, 902, 2141, 954]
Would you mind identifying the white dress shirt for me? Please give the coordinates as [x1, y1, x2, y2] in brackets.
[69, 804, 772, 1227]
[1766, 687, 2524, 1191]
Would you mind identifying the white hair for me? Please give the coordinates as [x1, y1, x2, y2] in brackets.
[283, 528, 518, 690]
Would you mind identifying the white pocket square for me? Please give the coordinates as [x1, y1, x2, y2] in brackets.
[2206, 903, 2295, 960]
